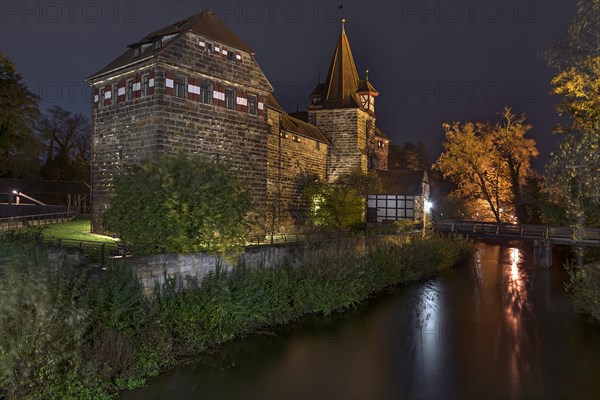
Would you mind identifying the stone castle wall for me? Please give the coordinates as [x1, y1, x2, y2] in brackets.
[309, 108, 381, 181]
[91, 60, 161, 231]
[91, 31, 272, 231]
[90, 31, 390, 233]
[266, 108, 328, 232]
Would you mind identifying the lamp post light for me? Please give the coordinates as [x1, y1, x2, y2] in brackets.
[423, 200, 433, 238]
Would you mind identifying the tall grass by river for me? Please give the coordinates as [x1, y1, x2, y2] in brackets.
[0, 234, 472, 400]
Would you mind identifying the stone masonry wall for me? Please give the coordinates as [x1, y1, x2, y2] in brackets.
[309, 108, 375, 181]
[128, 235, 399, 296]
[155, 32, 273, 218]
[266, 108, 328, 232]
[91, 31, 272, 231]
[129, 245, 289, 296]
[90, 60, 162, 232]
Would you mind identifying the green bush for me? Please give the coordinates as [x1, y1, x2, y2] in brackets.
[103, 153, 252, 254]
[393, 219, 417, 232]
[84, 262, 147, 334]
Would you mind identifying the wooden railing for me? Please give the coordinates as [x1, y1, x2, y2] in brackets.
[434, 220, 600, 245]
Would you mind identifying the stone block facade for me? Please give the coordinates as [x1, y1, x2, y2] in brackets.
[89, 11, 391, 233]
[267, 107, 328, 231]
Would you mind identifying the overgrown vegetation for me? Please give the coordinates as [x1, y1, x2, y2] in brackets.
[102, 153, 252, 254]
[0, 233, 471, 399]
[565, 264, 600, 321]
[303, 169, 381, 229]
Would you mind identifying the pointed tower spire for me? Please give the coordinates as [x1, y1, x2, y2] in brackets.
[311, 17, 360, 108]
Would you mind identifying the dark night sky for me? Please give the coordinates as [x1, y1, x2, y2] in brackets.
[0, 0, 577, 169]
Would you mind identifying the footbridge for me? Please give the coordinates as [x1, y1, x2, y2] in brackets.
[433, 220, 600, 268]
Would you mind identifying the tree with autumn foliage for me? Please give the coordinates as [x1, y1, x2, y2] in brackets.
[544, 0, 600, 227]
[434, 107, 538, 223]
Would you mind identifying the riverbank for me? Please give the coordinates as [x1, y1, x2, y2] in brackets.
[122, 243, 600, 400]
[0, 233, 472, 400]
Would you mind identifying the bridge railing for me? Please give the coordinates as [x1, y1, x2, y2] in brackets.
[434, 220, 600, 243]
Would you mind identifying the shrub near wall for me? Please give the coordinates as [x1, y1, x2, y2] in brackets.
[0, 234, 472, 399]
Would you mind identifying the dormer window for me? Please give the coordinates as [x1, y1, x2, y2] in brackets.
[141, 43, 153, 53]
[132, 46, 140, 57]
[153, 38, 162, 49]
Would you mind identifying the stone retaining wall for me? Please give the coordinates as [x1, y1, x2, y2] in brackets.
[126, 235, 404, 296]
[128, 244, 291, 296]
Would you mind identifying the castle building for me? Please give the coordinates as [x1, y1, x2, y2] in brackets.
[88, 10, 389, 233]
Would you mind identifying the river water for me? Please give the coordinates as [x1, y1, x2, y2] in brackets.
[122, 243, 600, 399]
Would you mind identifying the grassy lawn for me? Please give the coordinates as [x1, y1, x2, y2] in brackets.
[42, 217, 117, 243]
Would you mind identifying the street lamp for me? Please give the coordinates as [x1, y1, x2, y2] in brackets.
[423, 200, 433, 238]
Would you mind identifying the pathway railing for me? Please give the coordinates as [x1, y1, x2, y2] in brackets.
[0, 211, 79, 230]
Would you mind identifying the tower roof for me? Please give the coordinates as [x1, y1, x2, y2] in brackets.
[89, 10, 254, 79]
[313, 19, 362, 109]
[133, 9, 254, 53]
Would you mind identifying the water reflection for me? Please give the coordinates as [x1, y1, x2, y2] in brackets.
[504, 247, 532, 397]
[122, 244, 600, 400]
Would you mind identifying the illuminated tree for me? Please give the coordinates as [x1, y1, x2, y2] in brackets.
[545, 0, 600, 226]
[435, 107, 538, 223]
[304, 169, 381, 229]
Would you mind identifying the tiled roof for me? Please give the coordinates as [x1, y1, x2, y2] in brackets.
[375, 126, 389, 139]
[267, 95, 330, 145]
[375, 170, 427, 196]
[266, 93, 286, 113]
[90, 10, 253, 79]
[357, 79, 378, 94]
[311, 21, 362, 109]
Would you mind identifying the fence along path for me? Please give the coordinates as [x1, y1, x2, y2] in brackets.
[0, 211, 79, 230]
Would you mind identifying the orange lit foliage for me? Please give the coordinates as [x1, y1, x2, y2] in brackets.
[435, 107, 538, 223]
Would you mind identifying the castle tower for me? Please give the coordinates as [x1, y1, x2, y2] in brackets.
[307, 18, 388, 181]
[87, 10, 272, 232]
